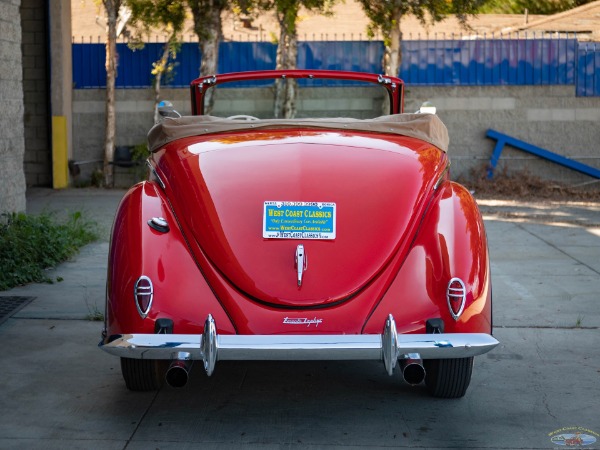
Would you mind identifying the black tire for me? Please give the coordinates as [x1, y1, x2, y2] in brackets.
[424, 357, 474, 398]
[120, 357, 164, 391]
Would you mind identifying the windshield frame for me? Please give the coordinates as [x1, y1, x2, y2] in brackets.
[189, 70, 404, 116]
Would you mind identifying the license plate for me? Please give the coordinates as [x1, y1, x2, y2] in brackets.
[263, 201, 336, 240]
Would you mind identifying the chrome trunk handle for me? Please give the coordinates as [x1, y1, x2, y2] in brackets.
[295, 244, 307, 287]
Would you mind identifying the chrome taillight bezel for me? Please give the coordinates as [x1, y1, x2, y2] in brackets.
[134, 275, 153, 319]
[447, 277, 466, 321]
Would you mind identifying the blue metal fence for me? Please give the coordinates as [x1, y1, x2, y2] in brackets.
[402, 38, 576, 85]
[72, 37, 598, 95]
[576, 43, 600, 96]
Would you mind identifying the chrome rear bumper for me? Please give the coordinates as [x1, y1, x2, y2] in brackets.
[100, 314, 499, 376]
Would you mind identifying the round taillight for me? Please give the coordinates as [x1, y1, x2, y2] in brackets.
[134, 276, 153, 318]
[447, 278, 466, 320]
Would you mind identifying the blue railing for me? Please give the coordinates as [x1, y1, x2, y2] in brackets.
[72, 37, 598, 96]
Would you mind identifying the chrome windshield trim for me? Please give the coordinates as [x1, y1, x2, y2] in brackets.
[434, 161, 450, 190]
[198, 75, 217, 93]
[146, 160, 165, 189]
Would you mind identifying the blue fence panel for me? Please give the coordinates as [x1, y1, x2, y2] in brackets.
[299, 41, 384, 73]
[399, 38, 577, 86]
[219, 42, 277, 74]
[576, 43, 600, 97]
[73, 43, 201, 88]
[118, 44, 163, 87]
[166, 44, 202, 87]
[217, 42, 277, 87]
[73, 38, 591, 91]
[297, 41, 385, 87]
[72, 43, 105, 88]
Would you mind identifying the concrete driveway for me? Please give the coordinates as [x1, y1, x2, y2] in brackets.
[0, 189, 598, 449]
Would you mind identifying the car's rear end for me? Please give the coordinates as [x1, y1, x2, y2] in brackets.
[100, 71, 497, 397]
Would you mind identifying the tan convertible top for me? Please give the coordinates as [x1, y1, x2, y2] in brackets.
[147, 113, 449, 153]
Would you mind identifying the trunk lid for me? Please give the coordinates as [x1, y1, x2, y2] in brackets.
[160, 130, 446, 307]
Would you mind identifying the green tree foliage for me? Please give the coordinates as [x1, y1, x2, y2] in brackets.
[357, 0, 488, 76]
[239, 0, 336, 117]
[125, 0, 228, 115]
[126, 0, 186, 123]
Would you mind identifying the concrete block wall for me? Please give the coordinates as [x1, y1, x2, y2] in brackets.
[0, 0, 26, 212]
[405, 85, 600, 184]
[21, 0, 51, 187]
[71, 86, 385, 183]
[72, 88, 184, 183]
[209, 86, 385, 118]
[72, 84, 600, 187]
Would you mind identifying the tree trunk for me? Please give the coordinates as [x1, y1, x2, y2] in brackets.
[153, 43, 170, 124]
[103, 0, 120, 187]
[199, 9, 221, 76]
[274, 18, 298, 118]
[384, 8, 402, 77]
[198, 7, 222, 115]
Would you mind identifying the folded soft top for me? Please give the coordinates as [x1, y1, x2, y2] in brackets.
[147, 113, 449, 153]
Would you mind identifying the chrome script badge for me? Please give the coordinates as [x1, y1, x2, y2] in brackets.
[283, 317, 323, 327]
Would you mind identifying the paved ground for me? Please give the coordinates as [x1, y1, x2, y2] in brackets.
[0, 188, 599, 449]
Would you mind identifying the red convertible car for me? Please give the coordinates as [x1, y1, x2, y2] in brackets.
[100, 70, 498, 398]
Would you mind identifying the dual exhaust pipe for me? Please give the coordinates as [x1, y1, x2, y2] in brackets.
[399, 353, 426, 385]
[164, 351, 425, 388]
[165, 352, 193, 388]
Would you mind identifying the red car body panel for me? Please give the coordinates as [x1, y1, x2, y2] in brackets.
[106, 181, 236, 336]
[158, 130, 446, 308]
[363, 182, 492, 335]
[106, 129, 490, 337]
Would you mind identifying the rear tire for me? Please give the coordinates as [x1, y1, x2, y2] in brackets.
[424, 357, 473, 398]
[120, 357, 164, 391]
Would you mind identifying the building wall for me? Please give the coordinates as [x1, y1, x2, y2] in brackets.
[21, 0, 51, 187]
[72, 85, 600, 186]
[404, 85, 600, 184]
[0, 0, 26, 212]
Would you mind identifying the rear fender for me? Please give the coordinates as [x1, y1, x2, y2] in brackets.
[364, 181, 491, 335]
[105, 181, 235, 338]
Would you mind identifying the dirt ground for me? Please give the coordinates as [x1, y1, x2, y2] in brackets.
[460, 170, 600, 202]
[459, 170, 600, 228]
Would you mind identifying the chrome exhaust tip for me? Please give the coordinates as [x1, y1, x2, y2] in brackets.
[400, 353, 426, 385]
[165, 352, 193, 388]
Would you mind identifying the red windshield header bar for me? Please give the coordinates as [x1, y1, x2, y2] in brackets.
[190, 70, 404, 116]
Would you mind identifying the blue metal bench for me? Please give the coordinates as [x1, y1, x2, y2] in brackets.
[486, 129, 600, 179]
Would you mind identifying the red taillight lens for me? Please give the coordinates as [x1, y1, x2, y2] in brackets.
[134, 276, 153, 318]
[447, 278, 466, 320]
